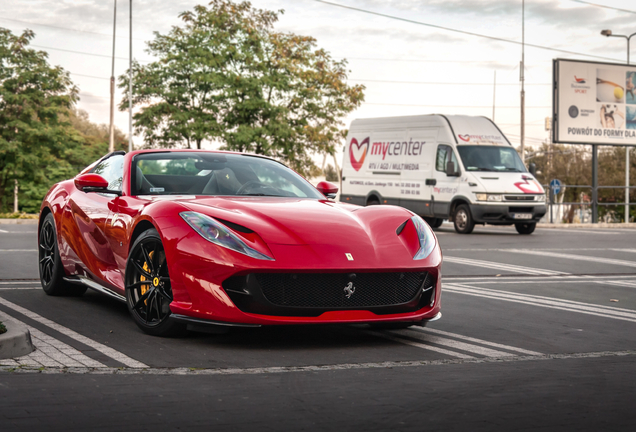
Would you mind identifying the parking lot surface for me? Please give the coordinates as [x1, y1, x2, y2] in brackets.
[1, 222, 636, 431]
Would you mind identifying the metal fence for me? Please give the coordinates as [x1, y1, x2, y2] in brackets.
[545, 184, 636, 223]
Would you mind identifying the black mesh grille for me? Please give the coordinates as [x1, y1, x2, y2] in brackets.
[254, 272, 431, 309]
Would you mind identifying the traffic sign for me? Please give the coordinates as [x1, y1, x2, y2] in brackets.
[550, 179, 562, 195]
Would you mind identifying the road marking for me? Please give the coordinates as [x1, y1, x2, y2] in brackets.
[399, 329, 515, 357]
[538, 228, 620, 235]
[444, 256, 567, 276]
[0, 281, 41, 285]
[612, 248, 636, 254]
[598, 280, 636, 289]
[0, 296, 148, 368]
[2, 350, 635, 375]
[0, 229, 8, 233]
[0, 249, 37, 252]
[412, 327, 543, 356]
[368, 331, 474, 359]
[507, 249, 636, 269]
[444, 275, 636, 286]
[445, 283, 636, 323]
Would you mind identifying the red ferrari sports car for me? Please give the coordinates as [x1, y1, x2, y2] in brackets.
[39, 150, 442, 336]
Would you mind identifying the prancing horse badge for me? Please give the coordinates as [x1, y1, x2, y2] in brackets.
[345, 253, 354, 261]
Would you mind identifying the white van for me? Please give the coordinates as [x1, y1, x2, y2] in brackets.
[339, 114, 546, 234]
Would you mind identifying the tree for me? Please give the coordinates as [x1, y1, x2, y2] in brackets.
[0, 28, 79, 212]
[120, 0, 364, 176]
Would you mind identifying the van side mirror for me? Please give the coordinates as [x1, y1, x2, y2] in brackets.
[528, 163, 537, 176]
[445, 161, 459, 177]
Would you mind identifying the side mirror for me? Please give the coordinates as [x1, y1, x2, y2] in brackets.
[74, 173, 121, 196]
[316, 181, 339, 199]
[445, 161, 459, 177]
[529, 163, 537, 176]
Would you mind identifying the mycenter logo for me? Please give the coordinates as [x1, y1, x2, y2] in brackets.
[349, 137, 369, 171]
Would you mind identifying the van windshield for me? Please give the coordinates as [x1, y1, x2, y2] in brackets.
[456, 145, 527, 173]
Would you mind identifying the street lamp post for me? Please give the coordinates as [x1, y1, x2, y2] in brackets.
[601, 29, 636, 223]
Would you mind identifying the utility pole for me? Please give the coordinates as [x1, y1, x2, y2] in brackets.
[128, 0, 133, 152]
[13, 179, 18, 213]
[492, 70, 496, 122]
[520, 0, 525, 163]
[109, 0, 117, 153]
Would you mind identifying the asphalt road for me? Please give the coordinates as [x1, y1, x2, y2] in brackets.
[1, 222, 636, 431]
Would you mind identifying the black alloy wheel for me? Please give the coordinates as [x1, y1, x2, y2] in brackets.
[453, 204, 475, 234]
[515, 222, 536, 235]
[39, 213, 86, 296]
[125, 229, 185, 336]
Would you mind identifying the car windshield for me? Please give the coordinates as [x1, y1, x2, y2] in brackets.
[131, 152, 324, 199]
[456, 145, 527, 173]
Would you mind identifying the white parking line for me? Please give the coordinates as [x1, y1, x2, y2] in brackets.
[507, 249, 636, 269]
[0, 297, 148, 368]
[412, 327, 543, 356]
[0, 229, 8, 233]
[0, 281, 41, 285]
[0, 249, 37, 252]
[445, 283, 636, 323]
[368, 331, 475, 359]
[538, 228, 620, 235]
[400, 330, 515, 357]
[444, 256, 567, 276]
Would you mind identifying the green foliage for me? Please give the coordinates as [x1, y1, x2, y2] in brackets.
[0, 27, 128, 213]
[324, 164, 339, 182]
[0, 321, 6, 334]
[120, 0, 364, 176]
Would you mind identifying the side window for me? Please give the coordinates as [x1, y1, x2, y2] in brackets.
[92, 155, 124, 191]
[435, 146, 449, 171]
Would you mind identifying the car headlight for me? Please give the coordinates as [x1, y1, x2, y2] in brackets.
[475, 193, 502, 202]
[410, 215, 436, 260]
[536, 194, 546, 202]
[180, 211, 274, 261]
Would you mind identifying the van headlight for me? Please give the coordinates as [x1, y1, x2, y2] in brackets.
[475, 193, 502, 202]
[536, 194, 546, 202]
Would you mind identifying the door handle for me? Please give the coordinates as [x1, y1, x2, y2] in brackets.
[426, 179, 437, 186]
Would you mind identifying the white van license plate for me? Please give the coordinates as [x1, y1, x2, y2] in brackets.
[513, 213, 533, 220]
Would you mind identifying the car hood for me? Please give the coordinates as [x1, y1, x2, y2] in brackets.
[179, 197, 412, 247]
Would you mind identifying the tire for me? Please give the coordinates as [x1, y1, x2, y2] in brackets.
[125, 228, 186, 337]
[453, 204, 475, 234]
[424, 217, 443, 229]
[515, 222, 536, 235]
[367, 198, 380, 206]
[39, 213, 87, 296]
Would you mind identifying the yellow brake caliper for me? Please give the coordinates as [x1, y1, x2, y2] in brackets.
[139, 251, 154, 304]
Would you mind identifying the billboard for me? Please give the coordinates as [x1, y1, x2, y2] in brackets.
[553, 58, 636, 146]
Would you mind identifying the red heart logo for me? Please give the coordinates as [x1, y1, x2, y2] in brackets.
[349, 137, 369, 171]
[458, 134, 470, 142]
[514, 178, 543, 194]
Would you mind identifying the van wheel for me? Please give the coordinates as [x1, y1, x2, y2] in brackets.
[424, 218, 443, 229]
[367, 198, 380, 206]
[453, 205, 474, 234]
[515, 222, 536, 235]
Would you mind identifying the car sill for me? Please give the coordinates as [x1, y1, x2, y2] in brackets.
[63, 276, 126, 303]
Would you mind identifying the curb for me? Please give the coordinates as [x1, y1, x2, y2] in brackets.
[0, 313, 35, 359]
[0, 219, 38, 225]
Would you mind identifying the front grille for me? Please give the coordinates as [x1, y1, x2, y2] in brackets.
[255, 272, 431, 308]
[509, 206, 534, 213]
[504, 195, 536, 201]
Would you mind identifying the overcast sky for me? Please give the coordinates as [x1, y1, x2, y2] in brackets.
[1, 0, 634, 163]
